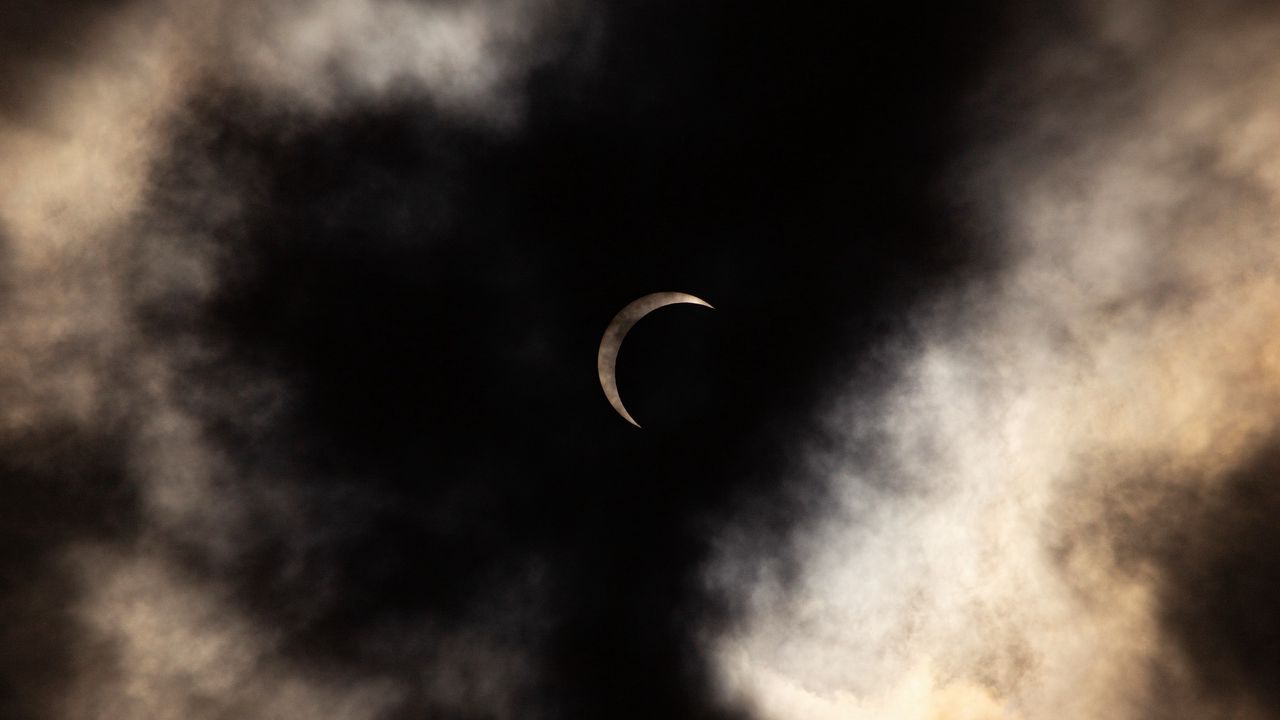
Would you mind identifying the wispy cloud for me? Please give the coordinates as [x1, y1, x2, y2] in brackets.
[0, 1, 571, 717]
[711, 3, 1280, 718]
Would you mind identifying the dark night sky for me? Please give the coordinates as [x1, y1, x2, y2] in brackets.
[4, 1, 1280, 719]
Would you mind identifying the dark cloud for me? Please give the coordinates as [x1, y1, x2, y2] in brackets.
[1152, 441, 1280, 715]
[0, 421, 137, 718]
[0, 0, 133, 119]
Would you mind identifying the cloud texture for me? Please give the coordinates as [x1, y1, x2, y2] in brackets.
[6, 1, 1280, 719]
[0, 1, 566, 717]
[712, 2, 1280, 718]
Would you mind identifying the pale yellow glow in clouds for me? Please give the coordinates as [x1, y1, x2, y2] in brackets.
[712, 4, 1280, 719]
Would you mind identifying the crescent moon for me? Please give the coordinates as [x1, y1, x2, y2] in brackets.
[597, 291, 714, 428]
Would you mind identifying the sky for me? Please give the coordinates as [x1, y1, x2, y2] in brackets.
[2, 1, 1279, 719]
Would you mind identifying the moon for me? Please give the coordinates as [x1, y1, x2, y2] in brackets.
[597, 292, 714, 428]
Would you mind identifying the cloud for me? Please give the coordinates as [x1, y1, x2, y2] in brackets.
[220, 0, 571, 122]
[53, 543, 545, 720]
[61, 547, 404, 720]
[709, 2, 1280, 718]
[0, 1, 571, 717]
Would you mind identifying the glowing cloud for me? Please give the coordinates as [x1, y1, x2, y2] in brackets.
[711, 3, 1280, 718]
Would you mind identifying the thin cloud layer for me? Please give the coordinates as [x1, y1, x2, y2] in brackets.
[0, 1, 569, 718]
[221, 0, 569, 121]
[712, 3, 1280, 719]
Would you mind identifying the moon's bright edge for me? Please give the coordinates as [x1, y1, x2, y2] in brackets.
[597, 292, 714, 428]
